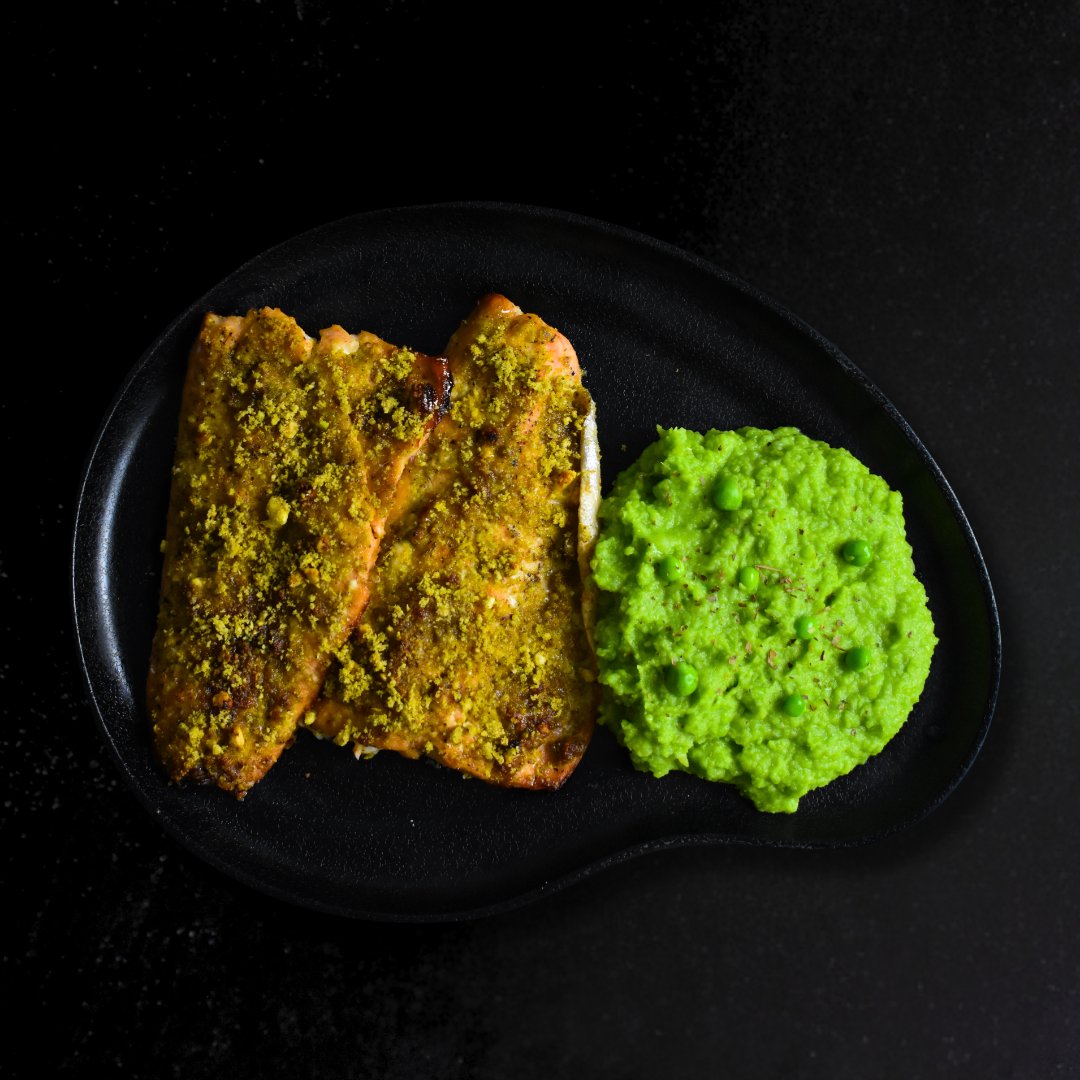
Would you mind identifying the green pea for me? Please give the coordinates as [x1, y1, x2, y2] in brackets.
[842, 539, 872, 566]
[665, 662, 699, 696]
[845, 646, 871, 671]
[712, 477, 743, 511]
[656, 555, 683, 583]
[781, 694, 805, 717]
[794, 615, 816, 640]
[737, 565, 760, 592]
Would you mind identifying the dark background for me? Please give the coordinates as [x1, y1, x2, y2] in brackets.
[6, 2, 1077, 1077]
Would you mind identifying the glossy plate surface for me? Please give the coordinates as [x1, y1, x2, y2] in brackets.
[72, 203, 1000, 920]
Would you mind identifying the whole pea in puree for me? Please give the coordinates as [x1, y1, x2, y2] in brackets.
[590, 426, 937, 813]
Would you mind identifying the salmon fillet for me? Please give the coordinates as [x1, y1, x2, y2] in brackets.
[313, 294, 599, 788]
[147, 307, 451, 797]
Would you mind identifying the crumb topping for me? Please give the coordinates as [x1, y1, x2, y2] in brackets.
[147, 308, 446, 795]
[316, 299, 596, 785]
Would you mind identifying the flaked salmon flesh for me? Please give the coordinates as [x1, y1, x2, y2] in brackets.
[314, 294, 598, 788]
[147, 307, 450, 796]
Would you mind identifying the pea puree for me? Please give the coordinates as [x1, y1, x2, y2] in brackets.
[591, 426, 937, 813]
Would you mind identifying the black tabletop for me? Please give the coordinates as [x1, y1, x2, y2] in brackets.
[7, 3, 1077, 1077]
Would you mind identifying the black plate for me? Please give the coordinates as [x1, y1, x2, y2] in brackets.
[72, 202, 1000, 920]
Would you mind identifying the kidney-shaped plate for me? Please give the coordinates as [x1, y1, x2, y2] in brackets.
[72, 203, 1000, 920]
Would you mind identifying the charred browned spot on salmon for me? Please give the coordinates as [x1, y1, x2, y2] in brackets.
[547, 738, 587, 765]
[147, 308, 445, 797]
[412, 358, 453, 421]
[313, 294, 599, 789]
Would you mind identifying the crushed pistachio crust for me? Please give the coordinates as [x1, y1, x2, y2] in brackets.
[147, 308, 449, 796]
[314, 294, 598, 788]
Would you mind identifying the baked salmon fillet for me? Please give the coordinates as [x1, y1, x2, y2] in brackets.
[147, 307, 451, 796]
[313, 294, 600, 788]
